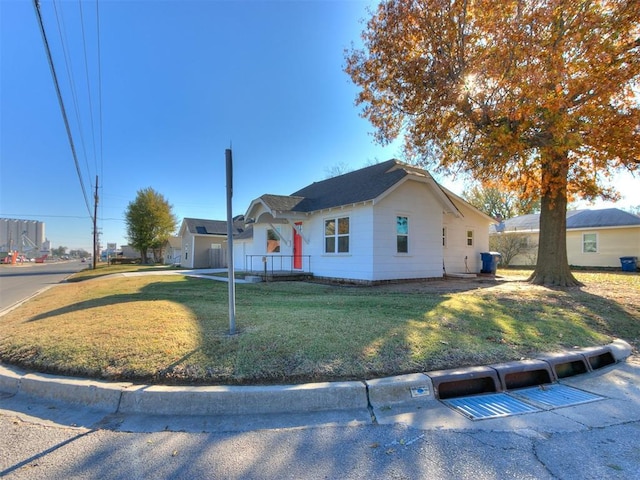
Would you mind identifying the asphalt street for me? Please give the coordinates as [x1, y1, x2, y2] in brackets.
[1, 357, 639, 480]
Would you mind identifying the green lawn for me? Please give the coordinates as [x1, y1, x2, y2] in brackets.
[0, 268, 637, 385]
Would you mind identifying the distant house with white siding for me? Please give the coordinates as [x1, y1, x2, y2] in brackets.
[162, 236, 182, 265]
[490, 208, 640, 268]
[233, 159, 495, 283]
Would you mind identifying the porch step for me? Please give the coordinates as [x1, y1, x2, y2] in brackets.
[445, 273, 477, 279]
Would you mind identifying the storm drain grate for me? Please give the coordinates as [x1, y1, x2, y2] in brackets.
[509, 384, 604, 409]
[443, 393, 541, 420]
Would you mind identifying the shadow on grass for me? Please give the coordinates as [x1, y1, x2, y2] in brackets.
[2, 275, 637, 385]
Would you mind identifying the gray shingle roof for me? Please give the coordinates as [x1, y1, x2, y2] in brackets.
[259, 194, 306, 212]
[165, 236, 181, 248]
[183, 218, 244, 236]
[493, 208, 640, 233]
[288, 159, 407, 212]
[567, 208, 640, 228]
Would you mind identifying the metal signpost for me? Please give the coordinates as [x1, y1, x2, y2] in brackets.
[225, 149, 236, 335]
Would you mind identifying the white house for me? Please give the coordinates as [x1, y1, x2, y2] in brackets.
[162, 236, 182, 265]
[233, 160, 495, 283]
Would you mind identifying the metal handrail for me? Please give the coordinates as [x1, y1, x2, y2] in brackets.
[244, 255, 312, 275]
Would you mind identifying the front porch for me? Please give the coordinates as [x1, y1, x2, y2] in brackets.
[242, 254, 313, 281]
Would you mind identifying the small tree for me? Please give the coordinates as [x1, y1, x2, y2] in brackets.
[51, 246, 68, 257]
[70, 248, 90, 259]
[324, 162, 352, 179]
[490, 232, 535, 266]
[125, 188, 178, 264]
[464, 182, 540, 220]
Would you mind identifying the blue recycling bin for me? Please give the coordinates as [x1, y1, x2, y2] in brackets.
[480, 252, 501, 274]
[620, 256, 638, 272]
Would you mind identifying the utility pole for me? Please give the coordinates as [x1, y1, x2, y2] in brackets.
[93, 176, 98, 270]
[225, 149, 236, 335]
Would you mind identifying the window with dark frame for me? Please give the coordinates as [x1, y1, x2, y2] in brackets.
[397, 216, 408, 253]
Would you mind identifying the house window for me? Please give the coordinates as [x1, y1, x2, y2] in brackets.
[442, 227, 447, 247]
[396, 216, 408, 253]
[466, 230, 474, 247]
[582, 233, 598, 253]
[325, 217, 349, 253]
[267, 228, 281, 253]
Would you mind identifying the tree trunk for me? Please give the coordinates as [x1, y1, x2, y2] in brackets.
[528, 152, 581, 287]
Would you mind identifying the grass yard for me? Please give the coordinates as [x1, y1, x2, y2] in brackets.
[0, 267, 638, 385]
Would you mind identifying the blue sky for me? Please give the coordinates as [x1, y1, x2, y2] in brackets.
[1, 0, 637, 252]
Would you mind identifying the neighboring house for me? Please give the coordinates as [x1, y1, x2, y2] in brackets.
[120, 244, 138, 258]
[233, 159, 495, 283]
[490, 208, 640, 268]
[179, 217, 245, 269]
[163, 236, 182, 265]
[120, 244, 154, 262]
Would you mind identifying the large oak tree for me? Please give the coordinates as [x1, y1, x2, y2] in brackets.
[346, 0, 640, 286]
[125, 187, 178, 263]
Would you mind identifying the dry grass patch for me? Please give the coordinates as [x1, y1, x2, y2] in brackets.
[0, 269, 637, 385]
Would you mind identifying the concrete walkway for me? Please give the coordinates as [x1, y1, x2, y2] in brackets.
[108, 268, 250, 283]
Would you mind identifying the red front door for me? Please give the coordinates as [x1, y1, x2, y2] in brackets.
[293, 222, 302, 270]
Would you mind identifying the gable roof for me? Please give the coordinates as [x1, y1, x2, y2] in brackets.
[492, 208, 640, 233]
[289, 160, 410, 212]
[246, 159, 469, 220]
[180, 217, 245, 236]
[258, 194, 306, 212]
[164, 236, 181, 248]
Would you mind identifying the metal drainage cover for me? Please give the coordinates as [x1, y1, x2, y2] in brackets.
[509, 384, 604, 409]
[443, 393, 540, 420]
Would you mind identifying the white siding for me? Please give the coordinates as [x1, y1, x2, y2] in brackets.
[372, 181, 444, 280]
[234, 223, 296, 272]
[443, 198, 491, 274]
[234, 181, 493, 281]
[310, 206, 375, 281]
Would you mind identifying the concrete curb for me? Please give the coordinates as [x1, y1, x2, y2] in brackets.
[119, 381, 368, 416]
[365, 373, 434, 408]
[0, 340, 633, 416]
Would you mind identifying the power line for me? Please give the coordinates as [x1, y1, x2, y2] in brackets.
[32, 0, 94, 222]
[51, 0, 93, 188]
[1, 214, 124, 228]
[78, 0, 99, 176]
[0, 213, 92, 219]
